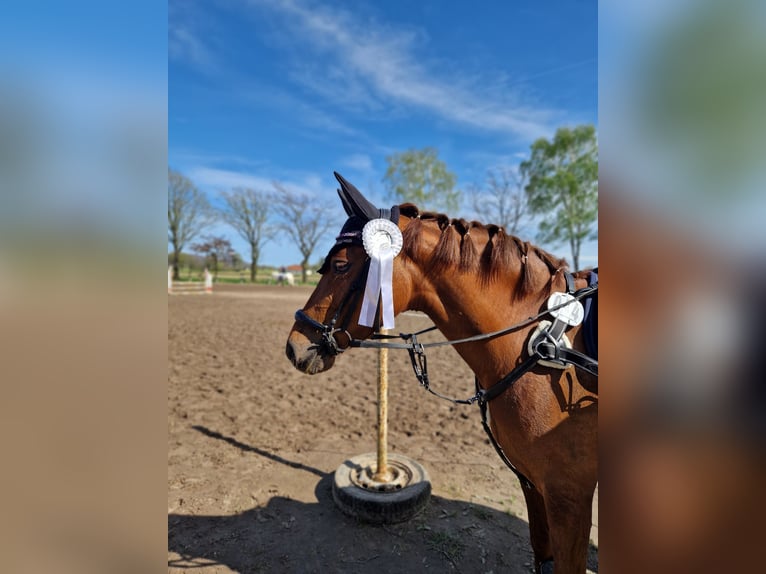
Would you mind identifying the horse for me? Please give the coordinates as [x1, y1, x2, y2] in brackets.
[285, 172, 598, 574]
[272, 271, 295, 286]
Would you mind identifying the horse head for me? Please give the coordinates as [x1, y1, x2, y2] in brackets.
[285, 172, 412, 374]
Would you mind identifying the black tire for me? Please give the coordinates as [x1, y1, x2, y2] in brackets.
[332, 452, 431, 524]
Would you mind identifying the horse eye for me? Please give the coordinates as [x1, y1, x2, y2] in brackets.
[333, 260, 350, 273]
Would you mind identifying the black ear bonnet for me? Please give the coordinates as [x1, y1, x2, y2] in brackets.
[318, 172, 400, 274]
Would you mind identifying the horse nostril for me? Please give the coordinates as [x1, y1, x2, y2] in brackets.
[285, 340, 296, 364]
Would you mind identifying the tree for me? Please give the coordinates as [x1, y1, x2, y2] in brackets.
[469, 166, 529, 235]
[520, 125, 598, 270]
[272, 182, 338, 284]
[383, 147, 459, 212]
[166, 251, 205, 276]
[190, 235, 237, 280]
[168, 168, 213, 280]
[229, 252, 244, 272]
[219, 187, 273, 282]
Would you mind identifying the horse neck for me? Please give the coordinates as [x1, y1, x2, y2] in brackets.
[397, 237, 556, 382]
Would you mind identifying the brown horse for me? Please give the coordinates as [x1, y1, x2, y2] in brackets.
[286, 173, 598, 574]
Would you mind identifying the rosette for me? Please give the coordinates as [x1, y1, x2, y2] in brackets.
[358, 219, 403, 329]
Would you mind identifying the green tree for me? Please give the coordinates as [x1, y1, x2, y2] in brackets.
[168, 168, 213, 280]
[521, 125, 598, 270]
[383, 147, 459, 212]
[219, 187, 273, 282]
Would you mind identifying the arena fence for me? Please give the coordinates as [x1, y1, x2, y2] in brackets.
[168, 267, 213, 295]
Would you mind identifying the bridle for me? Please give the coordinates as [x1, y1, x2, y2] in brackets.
[294, 258, 372, 356]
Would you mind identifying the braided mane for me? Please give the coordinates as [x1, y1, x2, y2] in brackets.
[398, 204, 567, 299]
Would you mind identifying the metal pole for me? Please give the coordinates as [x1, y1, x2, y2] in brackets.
[373, 328, 392, 482]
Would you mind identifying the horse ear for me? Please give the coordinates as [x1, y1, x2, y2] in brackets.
[334, 171, 379, 221]
[337, 188, 355, 217]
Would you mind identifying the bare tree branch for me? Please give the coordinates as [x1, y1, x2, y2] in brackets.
[271, 182, 338, 283]
[168, 168, 214, 280]
[219, 187, 273, 282]
[469, 166, 529, 235]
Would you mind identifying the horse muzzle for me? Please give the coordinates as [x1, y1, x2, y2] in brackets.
[285, 329, 337, 374]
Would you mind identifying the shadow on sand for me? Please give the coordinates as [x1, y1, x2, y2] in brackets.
[169, 426, 598, 573]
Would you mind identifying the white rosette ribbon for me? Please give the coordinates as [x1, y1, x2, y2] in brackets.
[359, 218, 403, 329]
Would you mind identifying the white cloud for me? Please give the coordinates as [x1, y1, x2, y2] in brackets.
[169, 24, 214, 70]
[186, 166, 328, 198]
[340, 153, 373, 173]
[251, 0, 558, 140]
[169, 0, 218, 72]
[187, 167, 272, 191]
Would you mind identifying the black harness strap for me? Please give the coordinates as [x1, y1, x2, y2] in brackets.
[564, 271, 576, 294]
[479, 350, 547, 404]
[535, 341, 598, 377]
[475, 351, 545, 491]
[477, 381, 536, 490]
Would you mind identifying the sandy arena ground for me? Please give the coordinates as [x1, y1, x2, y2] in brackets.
[168, 284, 598, 573]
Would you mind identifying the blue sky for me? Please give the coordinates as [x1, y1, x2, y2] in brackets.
[169, 0, 597, 268]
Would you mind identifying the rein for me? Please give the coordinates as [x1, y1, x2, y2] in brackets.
[354, 282, 598, 403]
[296, 279, 598, 402]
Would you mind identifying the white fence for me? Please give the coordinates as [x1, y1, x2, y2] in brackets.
[168, 267, 213, 295]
